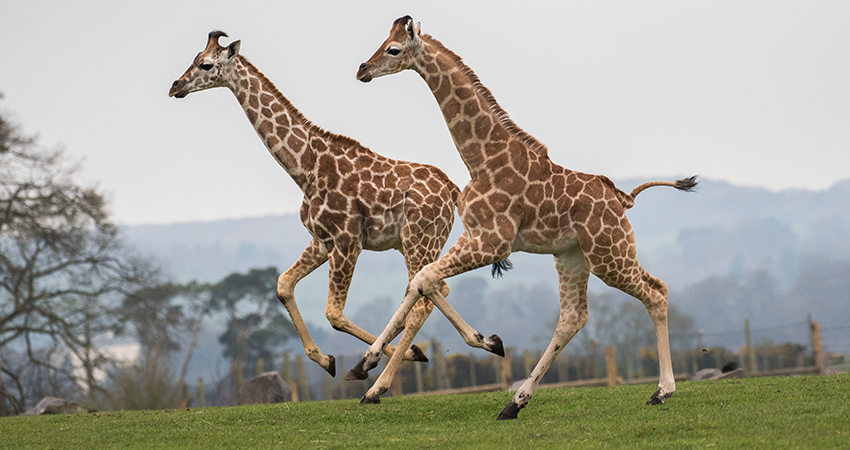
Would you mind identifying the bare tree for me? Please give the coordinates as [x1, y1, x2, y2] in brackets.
[0, 103, 158, 412]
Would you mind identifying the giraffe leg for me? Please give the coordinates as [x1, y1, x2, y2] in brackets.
[581, 224, 676, 405]
[319, 238, 422, 364]
[636, 273, 676, 405]
[360, 296, 434, 403]
[277, 239, 335, 375]
[359, 216, 449, 400]
[499, 249, 589, 420]
[346, 234, 507, 381]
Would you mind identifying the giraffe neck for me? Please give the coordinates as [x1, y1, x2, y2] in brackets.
[413, 35, 549, 179]
[225, 56, 321, 191]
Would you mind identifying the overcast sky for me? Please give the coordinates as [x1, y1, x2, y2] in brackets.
[2, 1, 848, 225]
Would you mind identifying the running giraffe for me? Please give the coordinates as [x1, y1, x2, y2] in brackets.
[169, 30, 459, 385]
[348, 16, 697, 419]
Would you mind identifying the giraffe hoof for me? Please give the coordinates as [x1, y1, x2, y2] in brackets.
[410, 344, 429, 362]
[325, 355, 336, 378]
[647, 388, 673, 405]
[497, 401, 521, 420]
[489, 334, 505, 357]
[360, 395, 381, 405]
[343, 357, 370, 381]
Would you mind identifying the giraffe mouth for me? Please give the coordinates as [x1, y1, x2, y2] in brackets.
[356, 64, 373, 83]
[169, 81, 189, 98]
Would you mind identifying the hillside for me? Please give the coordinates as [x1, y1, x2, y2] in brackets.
[122, 177, 850, 362]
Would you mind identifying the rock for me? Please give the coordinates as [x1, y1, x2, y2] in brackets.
[23, 397, 90, 415]
[693, 361, 745, 381]
[237, 371, 292, 405]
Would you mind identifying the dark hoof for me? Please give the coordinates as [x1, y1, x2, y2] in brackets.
[360, 395, 381, 405]
[497, 402, 521, 420]
[411, 344, 429, 362]
[647, 388, 673, 405]
[343, 357, 370, 381]
[490, 334, 505, 357]
[325, 355, 336, 377]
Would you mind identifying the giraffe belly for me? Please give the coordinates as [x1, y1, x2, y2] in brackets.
[512, 228, 580, 255]
[362, 216, 404, 251]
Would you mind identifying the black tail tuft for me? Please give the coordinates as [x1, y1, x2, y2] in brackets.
[491, 259, 513, 278]
[721, 361, 739, 373]
[675, 175, 699, 192]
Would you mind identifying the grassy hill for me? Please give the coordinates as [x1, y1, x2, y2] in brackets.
[3, 375, 848, 449]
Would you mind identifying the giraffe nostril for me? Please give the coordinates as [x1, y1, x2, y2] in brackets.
[359, 63, 368, 72]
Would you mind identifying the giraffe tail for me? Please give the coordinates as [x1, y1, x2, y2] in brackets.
[621, 175, 698, 209]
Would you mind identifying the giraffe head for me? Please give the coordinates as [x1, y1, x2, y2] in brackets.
[169, 31, 242, 98]
[357, 16, 421, 83]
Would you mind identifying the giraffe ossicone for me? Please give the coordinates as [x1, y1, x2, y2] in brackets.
[169, 31, 459, 391]
[352, 16, 697, 418]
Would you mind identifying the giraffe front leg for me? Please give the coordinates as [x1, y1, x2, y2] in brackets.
[277, 240, 335, 375]
[499, 250, 589, 420]
[360, 298, 434, 404]
[344, 287, 422, 381]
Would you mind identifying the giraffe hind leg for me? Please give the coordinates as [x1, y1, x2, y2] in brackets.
[596, 263, 675, 405]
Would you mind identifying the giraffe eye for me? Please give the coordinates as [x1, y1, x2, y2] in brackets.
[199, 63, 214, 71]
[386, 48, 401, 56]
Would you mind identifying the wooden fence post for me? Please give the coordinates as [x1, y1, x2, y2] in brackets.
[281, 353, 292, 383]
[234, 361, 243, 400]
[431, 339, 449, 390]
[324, 370, 334, 400]
[295, 354, 310, 401]
[180, 383, 190, 408]
[522, 350, 533, 379]
[810, 321, 825, 375]
[469, 352, 478, 387]
[413, 355, 424, 394]
[745, 319, 757, 374]
[605, 346, 619, 387]
[557, 350, 569, 382]
[256, 358, 264, 376]
[281, 353, 299, 402]
[197, 377, 206, 408]
[588, 340, 598, 379]
[0, 359, 7, 417]
[390, 358, 403, 397]
[501, 348, 513, 390]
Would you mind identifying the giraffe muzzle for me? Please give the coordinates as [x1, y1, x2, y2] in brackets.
[169, 80, 188, 98]
[356, 63, 373, 83]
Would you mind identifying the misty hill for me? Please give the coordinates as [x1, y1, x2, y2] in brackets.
[123, 177, 850, 359]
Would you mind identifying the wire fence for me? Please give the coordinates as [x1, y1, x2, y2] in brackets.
[190, 316, 848, 406]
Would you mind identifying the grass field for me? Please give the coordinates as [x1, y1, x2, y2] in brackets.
[2, 374, 848, 449]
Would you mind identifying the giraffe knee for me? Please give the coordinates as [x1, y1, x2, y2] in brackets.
[439, 280, 450, 298]
[324, 307, 347, 331]
[276, 273, 294, 303]
[410, 268, 441, 297]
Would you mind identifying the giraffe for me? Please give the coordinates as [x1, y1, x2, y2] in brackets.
[347, 16, 697, 420]
[169, 30, 460, 385]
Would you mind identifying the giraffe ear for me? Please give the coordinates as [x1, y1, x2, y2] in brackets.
[227, 40, 241, 59]
[406, 19, 421, 48]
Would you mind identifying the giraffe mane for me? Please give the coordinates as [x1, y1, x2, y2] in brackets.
[237, 56, 367, 152]
[420, 34, 549, 158]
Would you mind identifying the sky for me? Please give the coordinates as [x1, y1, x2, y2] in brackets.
[1, 1, 848, 226]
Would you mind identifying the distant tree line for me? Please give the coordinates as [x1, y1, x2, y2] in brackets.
[0, 101, 298, 414]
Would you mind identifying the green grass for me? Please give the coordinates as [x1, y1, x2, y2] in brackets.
[2, 375, 848, 449]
